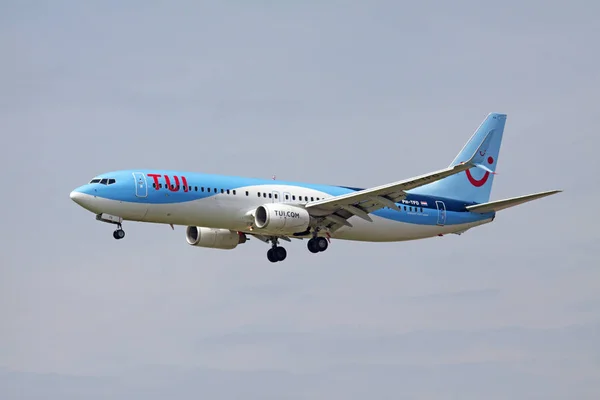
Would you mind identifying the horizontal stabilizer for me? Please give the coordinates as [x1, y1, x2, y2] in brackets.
[465, 190, 562, 213]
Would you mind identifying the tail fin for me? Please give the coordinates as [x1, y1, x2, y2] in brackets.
[409, 113, 507, 204]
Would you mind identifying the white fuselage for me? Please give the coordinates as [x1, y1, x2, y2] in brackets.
[72, 183, 493, 242]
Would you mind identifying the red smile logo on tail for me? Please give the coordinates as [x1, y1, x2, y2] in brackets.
[466, 156, 494, 187]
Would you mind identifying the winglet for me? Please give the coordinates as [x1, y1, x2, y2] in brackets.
[455, 130, 499, 175]
[473, 163, 496, 174]
[467, 130, 495, 166]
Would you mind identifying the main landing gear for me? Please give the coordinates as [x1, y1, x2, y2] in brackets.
[112, 224, 125, 240]
[307, 236, 328, 253]
[267, 238, 287, 262]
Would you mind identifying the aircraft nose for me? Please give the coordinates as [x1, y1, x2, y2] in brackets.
[70, 185, 95, 209]
[70, 190, 85, 205]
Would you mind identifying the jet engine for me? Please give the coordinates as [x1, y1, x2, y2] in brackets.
[254, 203, 311, 234]
[186, 226, 247, 250]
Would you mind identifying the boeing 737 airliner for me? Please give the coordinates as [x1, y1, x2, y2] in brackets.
[70, 113, 560, 262]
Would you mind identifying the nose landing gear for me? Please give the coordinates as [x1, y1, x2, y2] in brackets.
[113, 225, 125, 240]
[96, 213, 126, 240]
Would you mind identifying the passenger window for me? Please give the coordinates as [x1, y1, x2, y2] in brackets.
[274, 194, 278, 199]
[201, 187, 204, 192]
[195, 186, 198, 191]
[152, 183, 156, 188]
[246, 191, 249, 196]
[214, 188, 217, 193]
[207, 188, 211, 192]
[285, 195, 289, 200]
[257, 192, 261, 197]
[263, 193, 266, 197]
[292, 195, 296, 200]
[311, 197, 314, 201]
[268, 193, 272, 198]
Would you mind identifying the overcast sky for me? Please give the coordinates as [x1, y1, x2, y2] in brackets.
[1, 0, 599, 399]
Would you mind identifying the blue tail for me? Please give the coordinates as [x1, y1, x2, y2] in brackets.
[409, 113, 507, 204]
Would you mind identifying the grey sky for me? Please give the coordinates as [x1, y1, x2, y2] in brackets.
[1, 0, 598, 398]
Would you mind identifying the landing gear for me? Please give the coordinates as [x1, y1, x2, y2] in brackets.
[96, 214, 126, 240]
[267, 246, 287, 262]
[267, 238, 287, 262]
[307, 237, 328, 253]
[113, 224, 125, 240]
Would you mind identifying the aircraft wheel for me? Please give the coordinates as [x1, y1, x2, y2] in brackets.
[307, 239, 319, 253]
[315, 237, 328, 252]
[113, 229, 125, 240]
[275, 246, 287, 261]
[267, 248, 278, 262]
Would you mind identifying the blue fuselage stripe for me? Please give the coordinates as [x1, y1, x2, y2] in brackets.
[73, 169, 493, 226]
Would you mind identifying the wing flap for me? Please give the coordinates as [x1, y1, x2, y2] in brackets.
[465, 190, 562, 213]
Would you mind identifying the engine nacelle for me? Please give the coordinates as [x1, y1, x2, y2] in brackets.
[254, 203, 311, 234]
[186, 226, 247, 250]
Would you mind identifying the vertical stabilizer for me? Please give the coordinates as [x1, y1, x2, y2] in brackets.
[409, 113, 507, 204]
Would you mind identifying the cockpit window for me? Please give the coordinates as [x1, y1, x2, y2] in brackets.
[89, 178, 116, 185]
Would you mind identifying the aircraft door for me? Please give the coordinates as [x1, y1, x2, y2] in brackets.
[435, 201, 446, 226]
[133, 172, 148, 198]
[272, 190, 281, 203]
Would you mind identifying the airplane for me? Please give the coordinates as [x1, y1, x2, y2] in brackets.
[69, 113, 561, 262]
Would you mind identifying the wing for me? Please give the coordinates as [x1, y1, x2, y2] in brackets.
[305, 130, 495, 232]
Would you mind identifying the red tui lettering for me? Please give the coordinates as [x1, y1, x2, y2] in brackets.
[181, 176, 189, 192]
[147, 173, 162, 190]
[164, 175, 180, 192]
